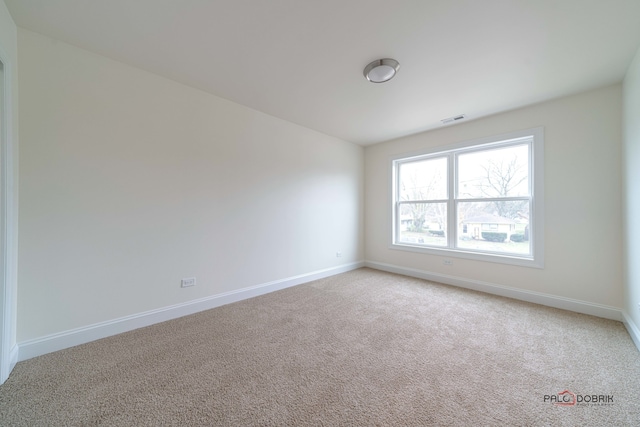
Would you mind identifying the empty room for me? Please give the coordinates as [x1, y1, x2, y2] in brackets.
[1, 0, 640, 425]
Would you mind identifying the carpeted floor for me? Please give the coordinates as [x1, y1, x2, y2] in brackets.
[1, 268, 639, 426]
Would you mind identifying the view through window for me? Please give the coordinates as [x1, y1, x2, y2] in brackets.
[392, 129, 543, 267]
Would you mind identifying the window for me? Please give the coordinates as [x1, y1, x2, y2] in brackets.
[391, 128, 544, 268]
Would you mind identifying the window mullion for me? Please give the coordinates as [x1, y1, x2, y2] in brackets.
[456, 196, 531, 204]
[398, 199, 449, 205]
[448, 153, 456, 248]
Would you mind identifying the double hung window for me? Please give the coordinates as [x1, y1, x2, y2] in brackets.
[391, 128, 543, 267]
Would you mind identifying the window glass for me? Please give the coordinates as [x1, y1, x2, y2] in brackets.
[397, 202, 447, 247]
[457, 201, 531, 255]
[457, 144, 529, 199]
[391, 129, 542, 267]
[399, 157, 447, 201]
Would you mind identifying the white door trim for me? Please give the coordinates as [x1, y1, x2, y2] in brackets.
[0, 45, 17, 385]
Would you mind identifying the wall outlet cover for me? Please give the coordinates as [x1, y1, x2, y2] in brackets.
[181, 278, 196, 288]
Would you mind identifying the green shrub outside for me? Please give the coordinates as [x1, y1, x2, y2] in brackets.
[482, 232, 507, 242]
[510, 233, 525, 242]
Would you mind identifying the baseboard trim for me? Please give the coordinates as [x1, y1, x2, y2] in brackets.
[622, 311, 640, 352]
[1, 344, 19, 384]
[365, 261, 623, 321]
[18, 261, 364, 362]
[9, 344, 17, 371]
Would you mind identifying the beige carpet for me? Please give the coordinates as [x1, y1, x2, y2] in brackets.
[1, 268, 639, 426]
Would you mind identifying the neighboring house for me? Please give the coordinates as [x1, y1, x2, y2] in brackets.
[399, 214, 443, 234]
[461, 213, 517, 241]
[399, 214, 413, 231]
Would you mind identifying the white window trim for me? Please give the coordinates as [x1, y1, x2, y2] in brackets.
[389, 127, 544, 269]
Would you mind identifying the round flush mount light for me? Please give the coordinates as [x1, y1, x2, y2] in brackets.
[363, 58, 400, 83]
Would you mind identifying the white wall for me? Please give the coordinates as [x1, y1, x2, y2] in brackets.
[623, 47, 640, 337]
[365, 85, 623, 309]
[17, 29, 363, 342]
[0, 0, 19, 382]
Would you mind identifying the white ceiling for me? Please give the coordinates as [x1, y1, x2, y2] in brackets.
[5, 0, 640, 146]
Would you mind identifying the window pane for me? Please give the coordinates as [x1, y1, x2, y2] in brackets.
[457, 201, 530, 255]
[457, 144, 529, 199]
[399, 157, 447, 201]
[398, 202, 447, 247]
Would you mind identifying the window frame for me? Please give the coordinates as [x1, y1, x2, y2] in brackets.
[390, 127, 544, 268]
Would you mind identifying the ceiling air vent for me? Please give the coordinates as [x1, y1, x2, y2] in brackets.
[441, 114, 466, 125]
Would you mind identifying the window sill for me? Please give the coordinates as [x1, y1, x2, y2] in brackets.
[389, 242, 544, 269]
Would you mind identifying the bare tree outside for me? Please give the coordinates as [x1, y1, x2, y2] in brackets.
[458, 144, 529, 220]
[399, 157, 447, 233]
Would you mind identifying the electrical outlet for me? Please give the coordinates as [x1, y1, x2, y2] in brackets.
[181, 278, 196, 288]
[336, 252, 342, 258]
[443, 259, 452, 265]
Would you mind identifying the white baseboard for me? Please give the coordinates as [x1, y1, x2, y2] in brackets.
[0, 344, 18, 385]
[9, 344, 18, 371]
[365, 261, 623, 321]
[622, 311, 640, 352]
[18, 261, 364, 362]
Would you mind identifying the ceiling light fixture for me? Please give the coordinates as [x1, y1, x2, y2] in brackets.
[363, 58, 400, 83]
